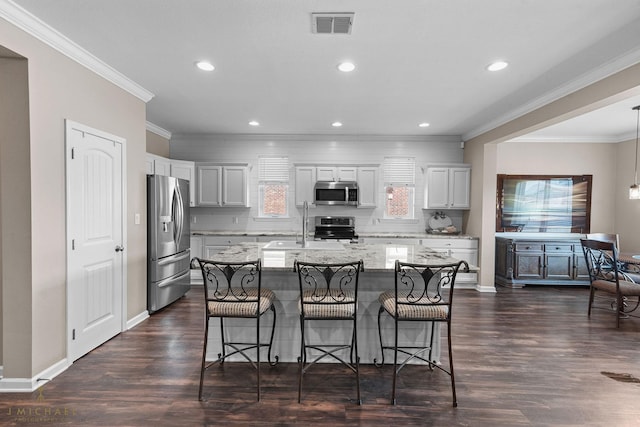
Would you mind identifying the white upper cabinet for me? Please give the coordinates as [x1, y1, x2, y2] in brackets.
[316, 166, 357, 182]
[170, 159, 196, 206]
[146, 153, 171, 176]
[222, 165, 250, 206]
[424, 165, 471, 209]
[357, 166, 378, 208]
[196, 163, 249, 207]
[295, 166, 316, 207]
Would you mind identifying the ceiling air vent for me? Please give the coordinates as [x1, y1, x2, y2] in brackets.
[312, 13, 354, 34]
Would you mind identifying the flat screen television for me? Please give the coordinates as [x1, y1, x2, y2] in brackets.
[496, 174, 592, 233]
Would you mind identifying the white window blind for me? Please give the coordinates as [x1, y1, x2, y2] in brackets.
[383, 157, 415, 186]
[258, 157, 289, 182]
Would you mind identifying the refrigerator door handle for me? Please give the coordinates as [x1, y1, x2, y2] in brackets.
[157, 250, 191, 266]
[172, 184, 184, 249]
[155, 270, 190, 289]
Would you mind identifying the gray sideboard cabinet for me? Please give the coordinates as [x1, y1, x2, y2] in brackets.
[495, 236, 590, 287]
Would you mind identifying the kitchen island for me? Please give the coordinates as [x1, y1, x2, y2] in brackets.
[196, 242, 470, 364]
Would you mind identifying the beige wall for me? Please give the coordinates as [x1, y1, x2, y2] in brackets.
[146, 130, 170, 156]
[0, 52, 31, 375]
[0, 17, 148, 378]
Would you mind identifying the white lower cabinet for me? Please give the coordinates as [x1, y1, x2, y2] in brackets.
[421, 238, 478, 286]
[190, 236, 203, 284]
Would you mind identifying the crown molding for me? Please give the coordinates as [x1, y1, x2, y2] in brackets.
[146, 121, 171, 140]
[0, 0, 154, 102]
[170, 133, 462, 143]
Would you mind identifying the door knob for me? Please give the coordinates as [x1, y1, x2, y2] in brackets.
[115, 245, 125, 252]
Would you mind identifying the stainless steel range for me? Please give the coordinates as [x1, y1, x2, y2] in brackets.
[313, 216, 358, 242]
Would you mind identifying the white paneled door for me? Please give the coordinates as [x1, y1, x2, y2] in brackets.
[66, 120, 126, 362]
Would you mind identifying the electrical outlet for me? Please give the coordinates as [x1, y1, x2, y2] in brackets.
[233, 217, 239, 224]
[134, 213, 140, 225]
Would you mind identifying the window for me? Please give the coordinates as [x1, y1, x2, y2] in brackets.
[383, 157, 415, 219]
[258, 157, 289, 218]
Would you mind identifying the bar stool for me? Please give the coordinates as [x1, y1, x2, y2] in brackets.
[195, 258, 278, 401]
[375, 259, 468, 406]
[294, 259, 363, 405]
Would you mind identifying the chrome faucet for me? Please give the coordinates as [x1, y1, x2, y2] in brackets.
[301, 200, 309, 248]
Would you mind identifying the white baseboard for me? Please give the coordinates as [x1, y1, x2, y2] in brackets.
[0, 358, 69, 392]
[475, 284, 497, 293]
[127, 310, 149, 330]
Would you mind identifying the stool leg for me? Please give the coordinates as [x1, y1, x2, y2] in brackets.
[353, 317, 362, 405]
[391, 316, 398, 405]
[298, 315, 305, 403]
[198, 317, 209, 401]
[256, 315, 261, 401]
[374, 306, 385, 367]
[428, 320, 436, 371]
[448, 321, 457, 407]
[219, 317, 226, 363]
[267, 305, 278, 366]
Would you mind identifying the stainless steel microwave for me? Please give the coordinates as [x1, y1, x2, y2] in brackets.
[314, 181, 359, 206]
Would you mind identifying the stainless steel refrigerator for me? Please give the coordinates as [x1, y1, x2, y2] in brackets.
[147, 174, 191, 313]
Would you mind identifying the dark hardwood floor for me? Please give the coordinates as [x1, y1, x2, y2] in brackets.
[3, 285, 640, 426]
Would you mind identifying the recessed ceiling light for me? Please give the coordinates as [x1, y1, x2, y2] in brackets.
[337, 62, 355, 72]
[487, 61, 508, 71]
[418, 122, 430, 128]
[195, 61, 215, 71]
[249, 120, 260, 126]
[332, 121, 343, 127]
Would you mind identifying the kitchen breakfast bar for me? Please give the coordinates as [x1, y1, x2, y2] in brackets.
[196, 241, 470, 364]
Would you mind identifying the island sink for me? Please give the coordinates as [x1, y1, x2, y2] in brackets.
[262, 240, 345, 251]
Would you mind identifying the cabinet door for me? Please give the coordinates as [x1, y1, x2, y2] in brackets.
[171, 160, 196, 206]
[545, 253, 573, 280]
[425, 167, 449, 208]
[544, 243, 573, 280]
[170, 160, 194, 181]
[514, 252, 544, 280]
[197, 165, 222, 206]
[145, 154, 155, 175]
[222, 166, 249, 206]
[295, 166, 316, 206]
[337, 167, 358, 181]
[357, 166, 377, 208]
[154, 157, 171, 176]
[449, 167, 471, 208]
[316, 166, 336, 181]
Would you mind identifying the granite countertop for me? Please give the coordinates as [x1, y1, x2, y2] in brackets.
[192, 230, 477, 240]
[201, 242, 477, 272]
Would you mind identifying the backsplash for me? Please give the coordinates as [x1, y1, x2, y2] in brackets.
[190, 205, 464, 235]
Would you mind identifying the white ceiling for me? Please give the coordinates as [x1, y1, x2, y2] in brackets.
[9, 0, 640, 141]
